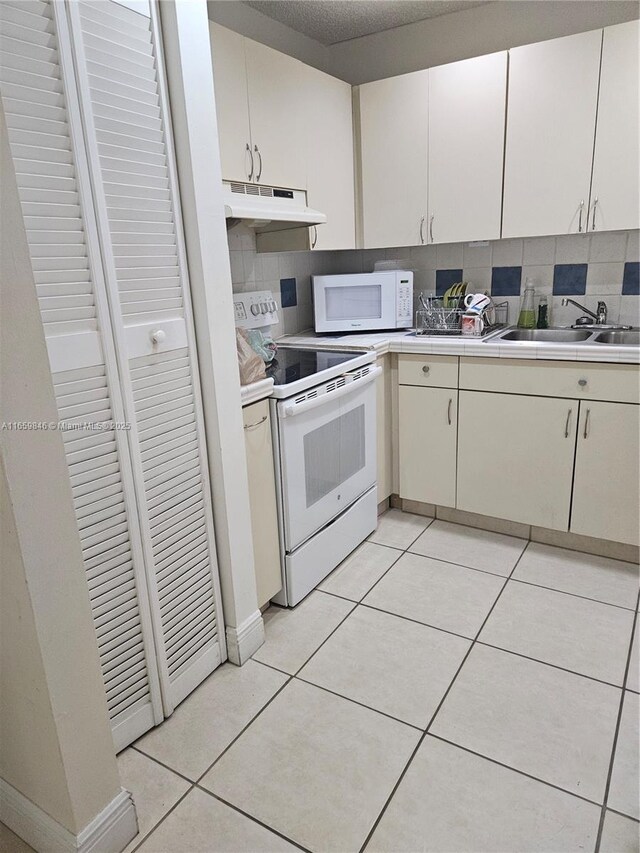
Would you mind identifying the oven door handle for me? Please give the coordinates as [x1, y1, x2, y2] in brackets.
[279, 366, 382, 419]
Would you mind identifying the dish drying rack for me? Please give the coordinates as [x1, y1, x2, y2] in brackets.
[415, 295, 508, 336]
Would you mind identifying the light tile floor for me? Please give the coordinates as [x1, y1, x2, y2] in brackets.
[6, 511, 637, 853]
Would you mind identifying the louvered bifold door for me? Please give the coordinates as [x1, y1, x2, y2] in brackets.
[0, 0, 163, 749]
[65, 0, 226, 714]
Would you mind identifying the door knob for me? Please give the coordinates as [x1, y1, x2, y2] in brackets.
[150, 329, 166, 344]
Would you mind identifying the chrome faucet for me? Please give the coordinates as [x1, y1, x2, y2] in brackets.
[561, 298, 608, 325]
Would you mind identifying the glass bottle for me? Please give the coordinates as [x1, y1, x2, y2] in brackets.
[517, 280, 536, 329]
[537, 295, 549, 329]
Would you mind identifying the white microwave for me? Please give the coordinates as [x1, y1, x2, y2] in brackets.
[312, 271, 414, 333]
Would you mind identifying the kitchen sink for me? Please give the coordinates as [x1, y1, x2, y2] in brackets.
[593, 329, 640, 346]
[497, 328, 594, 342]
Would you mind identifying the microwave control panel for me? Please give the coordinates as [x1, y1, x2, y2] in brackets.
[396, 274, 413, 325]
[234, 290, 279, 329]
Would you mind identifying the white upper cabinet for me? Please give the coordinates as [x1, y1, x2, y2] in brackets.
[209, 23, 252, 183]
[589, 20, 640, 232]
[359, 70, 429, 248]
[428, 52, 507, 244]
[305, 65, 355, 250]
[502, 30, 602, 238]
[244, 39, 309, 190]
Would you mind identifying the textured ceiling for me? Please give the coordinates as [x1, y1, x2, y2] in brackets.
[242, 1, 491, 45]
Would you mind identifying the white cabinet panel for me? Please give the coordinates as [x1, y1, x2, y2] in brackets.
[590, 20, 640, 232]
[399, 386, 457, 508]
[305, 65, 355, 250]
[245, 39, 308, 190]
[209, 23, 252, 183]
[359, 70, 428, 248]
[376, 354, 393, 503]
[571, 402, 640, 546]
[503, 30, 602, 238]
[428, 52, 507, 243]
[457, 392, 576, 530]
[243, 401, 282, 607]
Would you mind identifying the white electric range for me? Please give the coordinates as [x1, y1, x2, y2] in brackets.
[234, 291, 379, 606]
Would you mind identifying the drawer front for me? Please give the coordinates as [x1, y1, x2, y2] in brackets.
[398, 354, 458, 388]
[459, 358, 639, 403]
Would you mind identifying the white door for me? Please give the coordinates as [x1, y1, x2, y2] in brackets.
[399, 386, 457, 508]
[67, 0, 226, 714]
[359, 70, 429, 248]
[277, 375, 377, 551]
[209, 23, 253, 183]
[589, 21, 640, 232]
[428, 52, 507, 244]
[571, 402, 640, 546]
[502, 30, 602, 238]
[457, 391, 577, 530]
[245, 38, 308, 190]
[305, 65, 355, 251]
[0, 0, 163, 749]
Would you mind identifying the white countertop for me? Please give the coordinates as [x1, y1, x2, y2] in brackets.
[278, 328, 640, 364]
[239, 327, 639, 405]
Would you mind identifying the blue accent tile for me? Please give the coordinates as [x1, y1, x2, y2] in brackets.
[280, 277, 297, 307]
[622, 262, 640, 296]
[553, 264, 587, 296]
[435, 269, 463, 297]
[491, 266, 522, 297]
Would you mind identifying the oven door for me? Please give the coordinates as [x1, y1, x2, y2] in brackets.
[314, 275, 396, 332]
[276, 369, 379, 551]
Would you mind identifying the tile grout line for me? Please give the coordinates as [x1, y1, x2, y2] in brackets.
[128, 786, 192, 853]
[426, 732, 605, 810]
[594, 587, 640, 853]
[357, 542, 530, 853]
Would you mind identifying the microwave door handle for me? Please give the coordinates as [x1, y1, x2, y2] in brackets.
[279, 366, 382, 419]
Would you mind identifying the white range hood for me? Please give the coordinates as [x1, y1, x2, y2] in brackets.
[222, 180, 326, 234]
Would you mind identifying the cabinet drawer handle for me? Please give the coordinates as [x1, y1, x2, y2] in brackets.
[244, 414, 267, 430]
[578, 378, 587, 387]
[447, 398, 453, 426]
[564, 408, 572, 438]
[429, 213, 434, 242]
[254, 144, 262, 181]
[246, 142, 254, 181]
[578, 199, 584, 232]
[591, 197, 598, 231]
[419, 215, 425, 244]
[583, 408, 590, 439]
[422, 365, 430, 374]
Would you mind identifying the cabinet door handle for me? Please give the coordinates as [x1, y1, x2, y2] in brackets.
[311, 225, 318, 249]
[419, 216, 425, 244]
[422, 365, 430, 374]
[244, 414, 267, 430]
[578, 199, 584, 232]
[429, 214, 434, 242]
[254, 144, 262, 181]
[564, 408, 573, 438]
[591, 197, 598, 231]
[447, 398, 453, 426]
[583, 408, 590, 439]
[246, 143, 254, 181]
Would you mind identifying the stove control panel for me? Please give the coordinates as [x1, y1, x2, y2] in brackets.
[233, 290, 279, 329]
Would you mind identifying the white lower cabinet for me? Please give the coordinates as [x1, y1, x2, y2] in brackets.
[456, 391, 577, 530]
[243, 400, 282, 607]
[571, 402, 640, 546]
[399, 385, 457, 508]
[376, 355, 393, 504]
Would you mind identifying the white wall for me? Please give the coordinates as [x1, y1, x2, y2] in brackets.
[0, 109, 132, 845]
[207, 0, 639, 84]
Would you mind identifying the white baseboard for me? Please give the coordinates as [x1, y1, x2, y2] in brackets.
[0, 779, 137, 853]
[226, 609, 265, 665]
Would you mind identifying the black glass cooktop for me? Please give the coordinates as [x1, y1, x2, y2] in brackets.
[266, 347, 364, 386]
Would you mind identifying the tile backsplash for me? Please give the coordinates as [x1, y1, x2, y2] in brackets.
[227, 225, 640, 336]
